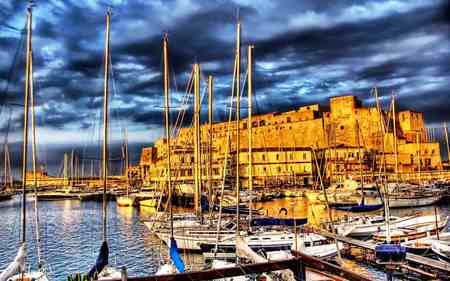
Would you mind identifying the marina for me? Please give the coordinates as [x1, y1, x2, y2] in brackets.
[1, 1, 450, 280]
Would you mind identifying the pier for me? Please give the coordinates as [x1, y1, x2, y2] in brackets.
[311, 226, 450, 279]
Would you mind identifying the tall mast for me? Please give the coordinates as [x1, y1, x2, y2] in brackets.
[162, 34, 174, 237]
[235, 19, 241, 237]
[30, 49, 43, 268]
[21, 4, 32, 245]
[102, 9, 111, 242]
[247, 45, 254, 230]
[207, 75, 213, 209]
[392, 94, 399, 184]
[374, 87, 391, 243]
[444, 123, 450, 164]
[193, 63, 201, 216]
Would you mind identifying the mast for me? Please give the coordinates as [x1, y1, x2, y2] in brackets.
[102, 9, 111, 242]
[193, 63, 201, 216]
[63, 153, 68, 187]
[124, 128, 129, 194]
[356, 120, 364, 204]
[392, 94, 399, 184]
[207, 75, 213, 210]
[444, 123, 450, 164]
[162, 34, 174, 237]
[247, 45, 254, 230]
[30, 49, 43, 268]
[416, 133, 421, 185]
[235, 18, 241, 237]
[21, 3, 32, 245]
[374, 87, 391, 243]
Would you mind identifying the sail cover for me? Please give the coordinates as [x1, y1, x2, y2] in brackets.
[170, 238, 185, 273]
[88, 240, 109, 278]
[0, 243, 26, 281]
[250, 217, 307, 226]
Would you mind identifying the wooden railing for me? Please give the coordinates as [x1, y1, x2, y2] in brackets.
[104, 252, 371, 281]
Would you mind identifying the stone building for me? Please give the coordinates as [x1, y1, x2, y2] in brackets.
[138, 95, 442, 189]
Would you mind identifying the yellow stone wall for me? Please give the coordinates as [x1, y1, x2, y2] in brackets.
[138, 95, 442, 185]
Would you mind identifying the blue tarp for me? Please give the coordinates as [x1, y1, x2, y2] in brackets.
[335, 203, 384, 212]
[88, 240, 109, 278]
[250, 217, 308, 226]
[170, 238, 185, 273]
[375, 243, 406, 263]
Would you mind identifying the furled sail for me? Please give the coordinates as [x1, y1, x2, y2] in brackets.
[169, 238, 185, 273]
[0, 243, 26, 281]
[87, 240, 109, 278]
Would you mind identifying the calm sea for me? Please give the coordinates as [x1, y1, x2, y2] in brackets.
[0, 197, 449, 280]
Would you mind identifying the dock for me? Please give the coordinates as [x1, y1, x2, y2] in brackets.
[104, 251, 372, 281]
[311, 226, 450, 279]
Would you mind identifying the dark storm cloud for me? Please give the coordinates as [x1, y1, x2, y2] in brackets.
[0, 0, 449, 169]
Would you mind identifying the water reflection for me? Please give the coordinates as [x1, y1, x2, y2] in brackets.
[0, 197, 448, 280]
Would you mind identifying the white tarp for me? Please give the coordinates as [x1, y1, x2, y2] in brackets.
[0, 243, 26, 281]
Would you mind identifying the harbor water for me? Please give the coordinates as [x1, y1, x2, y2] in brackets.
[0, 197, 449, 280]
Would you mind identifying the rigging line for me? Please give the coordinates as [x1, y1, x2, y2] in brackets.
[0, 23, 26, 118]
[213, 50, 238, 256]
[171, 67, 194, 138]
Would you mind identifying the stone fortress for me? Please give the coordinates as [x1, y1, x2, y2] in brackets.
[136, 95, 442, 189]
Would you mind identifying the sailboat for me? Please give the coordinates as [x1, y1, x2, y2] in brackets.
[154, 33, 185, 275]
[0, 5, 49, 281]
[334, 120, 383, 213]
[372, 88, 406, 264]
[68, 9, 121, 280]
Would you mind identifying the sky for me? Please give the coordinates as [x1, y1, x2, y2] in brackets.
[0, 0, 449, 174]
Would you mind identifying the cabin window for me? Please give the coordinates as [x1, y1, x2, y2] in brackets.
[276, 154, 280, 160]
[263, 167, 267, 172]
[262, 155, 266, 161]
[303, 153, 307, 160]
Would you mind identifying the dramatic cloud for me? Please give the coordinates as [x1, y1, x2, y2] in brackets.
[0, 0, 449, 173]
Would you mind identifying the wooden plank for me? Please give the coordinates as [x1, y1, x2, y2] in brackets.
[101, 254, 372, 281]
[406, 253, 450, 273]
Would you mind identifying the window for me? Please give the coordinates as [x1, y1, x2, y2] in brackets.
[340, 125, 344, 130]
[290, 154, 293, 160]
[277, 167, 281, 172]
[276, 154, 279, 160]
[303, 153, 307, 160]
[262, 155, 266, 161]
